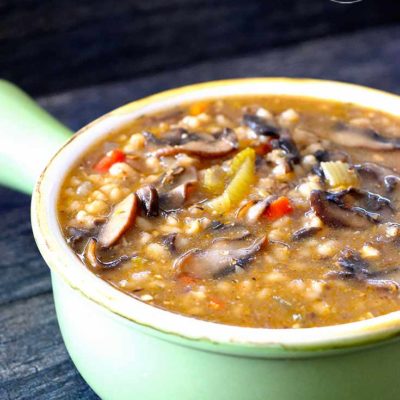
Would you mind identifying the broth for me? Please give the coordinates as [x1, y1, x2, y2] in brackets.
[58, 96, 400, 328]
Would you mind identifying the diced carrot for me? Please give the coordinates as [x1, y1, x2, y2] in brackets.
[94, 149, 125, 173]
[264, 196, 293, 221]
[209, 295, 226, 310]
[189, 101, 209, 116]
[254, 142, 272, 156]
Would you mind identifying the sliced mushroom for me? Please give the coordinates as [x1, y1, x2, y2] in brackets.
[292, 226, 321, 241]
[242, 114, 280, 137]
[159, 185, 193, 212]
[341, 188, 394, 222]
[348, 189, 394, 221]
[310, 190, 372, 229]
[85, 238, 131, 269]
[98, 193, 139, 248]
[136, 185, 159, 217]
[174, 236, 266, 278]
[335, 247, 400, 290]
[355, 162, 400, 192]
[162, 166, 197, 189]
[153, 128, 238, 158]
[158, 166, 198, 212]
[310, 189, 393, 229]
[331, 123, 400, 151]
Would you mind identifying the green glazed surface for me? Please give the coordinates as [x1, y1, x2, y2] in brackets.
[53, 273, 400, 400]
[0, 80, 71, 193]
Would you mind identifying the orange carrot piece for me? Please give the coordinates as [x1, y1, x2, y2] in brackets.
[189, 101, 209, 116]
[94, 149, 125, 173]
[264, 196, 293, 221]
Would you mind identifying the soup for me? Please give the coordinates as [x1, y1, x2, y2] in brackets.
[58, 96, 400, 328]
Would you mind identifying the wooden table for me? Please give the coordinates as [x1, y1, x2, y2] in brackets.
[1, 24, 400, 399]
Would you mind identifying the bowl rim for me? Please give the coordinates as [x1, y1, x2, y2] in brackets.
[31, 77, 400, 354]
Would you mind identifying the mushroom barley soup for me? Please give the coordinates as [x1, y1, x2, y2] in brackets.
[58, 97, 400, 328]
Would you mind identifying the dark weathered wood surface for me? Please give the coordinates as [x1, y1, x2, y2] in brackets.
[1, 0, 400, 95]
[1, 24, 400, 399]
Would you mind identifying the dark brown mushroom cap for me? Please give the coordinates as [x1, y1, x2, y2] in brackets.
[153, 128, 238, 158]
[242, 114, 280, 137]
[310, 189, 394, 229]
[98, 193, 139, 248]
[174, 235, 267, 279]
[158, 166, 198, 212]
[135, 165, 199, 215]
[310, 190, 373, 229]
[331, 123, 400, 151]
[136, 185, 159, 217]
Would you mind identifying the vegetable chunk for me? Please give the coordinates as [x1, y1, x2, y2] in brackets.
[98, 193, 138, 248]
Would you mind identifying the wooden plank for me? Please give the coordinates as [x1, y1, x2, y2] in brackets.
[0, 293, 98, 399]
[2, 0, 400, 95]
[0, 194, 51, 306]
[38, 24, 400, 132]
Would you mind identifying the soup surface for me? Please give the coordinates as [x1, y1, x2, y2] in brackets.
[58, 96, 400, 328]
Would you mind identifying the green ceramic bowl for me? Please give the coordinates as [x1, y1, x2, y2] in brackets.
[2, 78, 400, 399]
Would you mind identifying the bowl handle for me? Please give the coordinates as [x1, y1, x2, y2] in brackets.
[0, 80, 72, 194]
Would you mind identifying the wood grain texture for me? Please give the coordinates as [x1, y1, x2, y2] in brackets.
[39, 24, 400, 132]
[1, 0, 400, 95]
[1, 24, 400, 398]
[0, 293, 98, 399]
